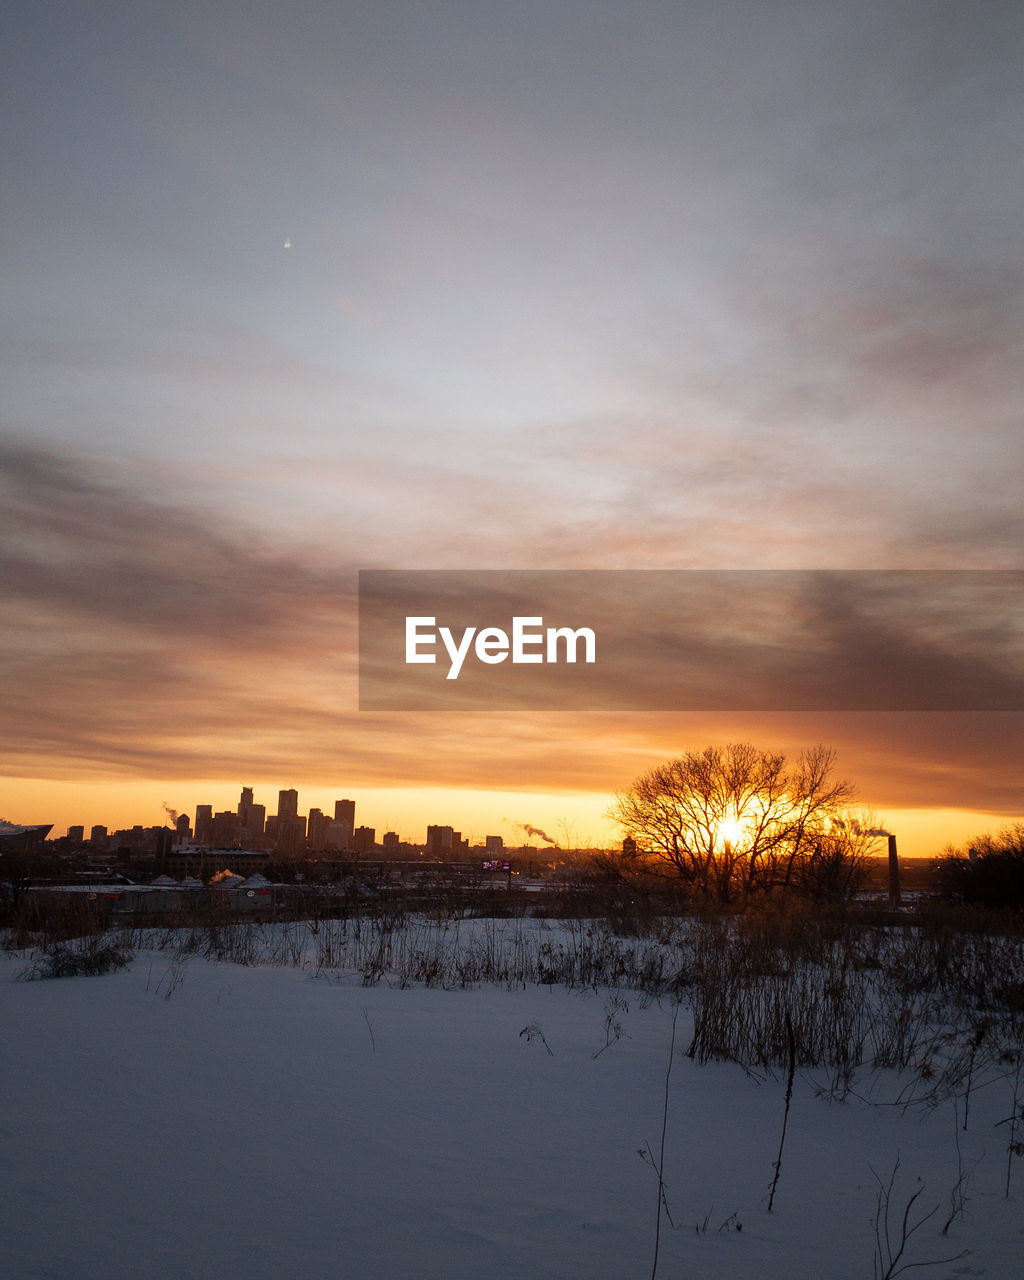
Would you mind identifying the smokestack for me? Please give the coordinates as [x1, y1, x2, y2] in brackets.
[887, 833, 901, 908]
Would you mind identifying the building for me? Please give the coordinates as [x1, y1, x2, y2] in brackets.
[307, 807, 329, 849]
[331, 799, 355, 849]
[244, 804, 266, 841]
[485, 835, 504, 854]
[274, 815, 307, 857]
[211, 811, 239, 846]
[352, 826, 376, 853]
[165, 847, 271, 880]
[324, 821, 350, 850]
[427, 825, 466, 857]
[278, 789, 299, 821]
[238, 788, 265, 839]
[194, 805, 213, 843]
[0, 820, 53, 854]
[427, 825, 454, 856]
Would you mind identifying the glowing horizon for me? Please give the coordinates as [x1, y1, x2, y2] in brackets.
[2, 770, 1017, 862]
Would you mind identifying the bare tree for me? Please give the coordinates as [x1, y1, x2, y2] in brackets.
[608, 742, 862, 902]
[794, 817, 877, 902]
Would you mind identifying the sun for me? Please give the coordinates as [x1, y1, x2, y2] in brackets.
[717, 816, 745, 847]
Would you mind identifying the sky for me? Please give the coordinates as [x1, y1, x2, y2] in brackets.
[2, 0, 1023, 853]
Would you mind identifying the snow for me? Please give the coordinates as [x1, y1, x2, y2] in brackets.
[1, 919, 1020, 1279]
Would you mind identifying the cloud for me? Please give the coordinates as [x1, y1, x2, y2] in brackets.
[5, 437, 1023, 812]
[4, 447, 1024, 822]
[0, 435, 357, 775]
[0, 435, 355, 637]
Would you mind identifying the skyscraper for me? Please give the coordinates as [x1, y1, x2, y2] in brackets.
[274, 814, 306, 857]
[194, 804, 213, 843]
[307, 807, 328, 848]
[331, 798, 355, 849]
[238, 787, 264, 839]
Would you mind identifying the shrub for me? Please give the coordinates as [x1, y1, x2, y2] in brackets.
[18, 940, 134, 980]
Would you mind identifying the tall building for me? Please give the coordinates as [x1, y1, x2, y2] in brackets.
[211, 811, 239, 846]
[274, 815, 307, 858]
[331, 799, 355, 849]
[271, 789, 304, 856]
[485, 835, 504, 853]
[67, 825, 84, 843]
[194, 805, 213, 843]
[324, 821, 350, 850]
[307, 807, 328, 848]
[243, 804, 265, 839]
[238, 787, 264, 840]
[89, 824, 108, 847]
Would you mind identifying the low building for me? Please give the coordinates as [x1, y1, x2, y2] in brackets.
[164, 847, 271, 880]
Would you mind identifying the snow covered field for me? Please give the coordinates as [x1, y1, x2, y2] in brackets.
[1, 918, 1020, 1279]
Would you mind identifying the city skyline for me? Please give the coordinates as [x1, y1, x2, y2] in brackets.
[36, 782, 546, 853]
[2, 2, 1022, 860]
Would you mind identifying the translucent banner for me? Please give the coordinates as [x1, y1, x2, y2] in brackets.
[358, 570, 1024, 711]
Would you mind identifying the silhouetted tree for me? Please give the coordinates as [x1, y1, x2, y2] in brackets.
[936, 822, 1024, 911]
[609, 742, 870, 903]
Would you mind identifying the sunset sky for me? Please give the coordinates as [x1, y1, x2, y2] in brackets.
[2, 1, 1023, 854]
